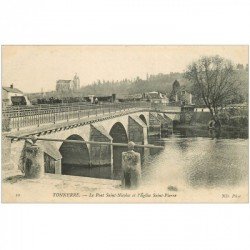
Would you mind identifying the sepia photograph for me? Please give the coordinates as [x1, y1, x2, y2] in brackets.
[1, 1, 250, 249]
[1, 45, 249, 203]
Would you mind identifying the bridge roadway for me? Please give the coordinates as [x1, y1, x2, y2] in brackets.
[2, 103, 181, 180]
[3, 102, 140, 131]
[7, 107, 149, 138]
[3, 102, 181, 132]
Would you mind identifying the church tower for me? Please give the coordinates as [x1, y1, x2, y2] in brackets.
[73, 73, 80, 90]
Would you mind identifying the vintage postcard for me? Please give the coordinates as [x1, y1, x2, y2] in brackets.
[1, 45, 249, 203]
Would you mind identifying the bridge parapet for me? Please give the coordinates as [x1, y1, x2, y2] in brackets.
[2, 102, 182, 132]
[2, 102, 151, 132]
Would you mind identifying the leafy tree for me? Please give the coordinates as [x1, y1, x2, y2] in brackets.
[184, 55, 242, 125]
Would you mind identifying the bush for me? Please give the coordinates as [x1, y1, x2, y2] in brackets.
[218, 109, 248, 128]
[227, 117, 248, 128]
[239, 116, 248, 127]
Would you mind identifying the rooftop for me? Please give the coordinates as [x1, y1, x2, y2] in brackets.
[2, 86, 23, 94]
[146, 92, 167, 99]
[56, 80, 72, 84]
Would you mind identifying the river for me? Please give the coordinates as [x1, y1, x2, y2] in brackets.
[142, 127, 248, 194]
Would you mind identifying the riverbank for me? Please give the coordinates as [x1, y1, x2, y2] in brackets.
[176, 123, 248, 131]
[175, 123, 248, 139]
[180, 109, 248, 133]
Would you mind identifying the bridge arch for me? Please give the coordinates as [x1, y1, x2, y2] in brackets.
[139, 114, 147, 126]
[109, 122, 128, 143]
[59, 134, 90, 176]
[109, 122, 128, 179]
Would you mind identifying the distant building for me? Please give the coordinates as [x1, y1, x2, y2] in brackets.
[169, 79, 193, 106]
[2, 84, 31, 106]
[85, 94, 116, 103]
[56, 73, 80, 93]
[143, 91, 169, 104]
[56, 80, 72, 92]
[116, 93, 143, 102]
[72, 73, 80, 90]
[178, 90, 193, 106]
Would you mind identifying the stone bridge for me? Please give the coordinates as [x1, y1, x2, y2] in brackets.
[2, 106, 180, 180]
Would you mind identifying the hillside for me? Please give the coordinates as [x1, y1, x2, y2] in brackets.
[28, 70, 247, 103]
[79, 69, 248, 101]
[79, 72, 190, 96]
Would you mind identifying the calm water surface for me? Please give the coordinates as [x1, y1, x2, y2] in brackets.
[143, 128, 248, 189]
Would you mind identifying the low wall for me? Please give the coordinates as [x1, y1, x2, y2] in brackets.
[179, 110, 212, 125]
[191, 112, 212, 124]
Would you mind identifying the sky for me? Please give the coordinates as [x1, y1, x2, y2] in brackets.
[2, 45, 248, 93]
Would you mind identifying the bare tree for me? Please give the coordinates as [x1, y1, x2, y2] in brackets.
[184, 55, 241, 126]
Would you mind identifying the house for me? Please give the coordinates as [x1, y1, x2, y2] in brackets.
[56, 80, 72, 92]
[143, 91, 169, 104]
[169, 80, 193, 106]
[2, 84, 31, 106]
[179, 89, 193, 106]
[56, 73, 80, 93]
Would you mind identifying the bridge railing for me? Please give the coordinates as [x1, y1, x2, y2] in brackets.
[3, 101, 101, 112]
[2, 101, 151, 131]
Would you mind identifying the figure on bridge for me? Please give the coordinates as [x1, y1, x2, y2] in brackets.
[121, 141, 141, 189]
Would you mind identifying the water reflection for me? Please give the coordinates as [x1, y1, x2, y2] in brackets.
[142, 127, 248, 189]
